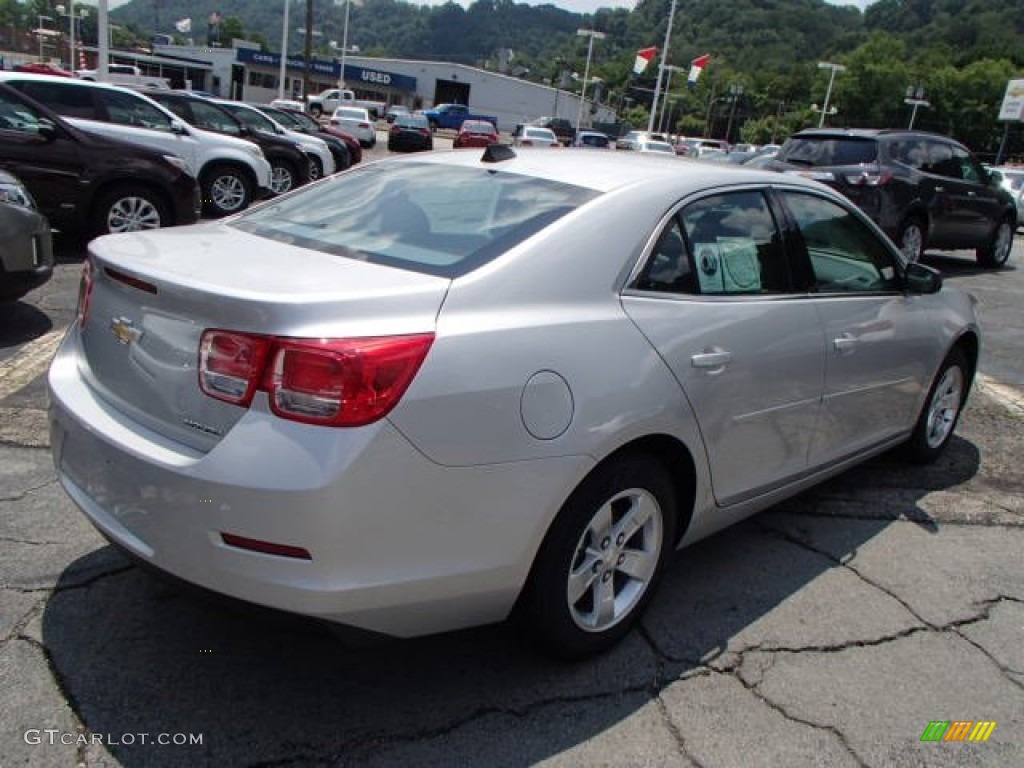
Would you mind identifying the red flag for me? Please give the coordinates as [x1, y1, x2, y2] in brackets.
[633, 46, 658, 75]
[688, 54, 712, 88]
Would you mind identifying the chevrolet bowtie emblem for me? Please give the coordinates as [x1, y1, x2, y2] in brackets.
[110, 316, 143, 345]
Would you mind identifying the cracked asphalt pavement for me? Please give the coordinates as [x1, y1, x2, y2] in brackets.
[1, 239, 1022, 767]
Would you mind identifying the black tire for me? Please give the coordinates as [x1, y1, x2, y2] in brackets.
[428, 120, 438, 133]
[91, 184, 170, 237]
[309, 104, 323, 118]
[517, 453, 677, 659]
[269, 159, 299, 195]
[976, 217, 1014, 268]
[903, 348, 970, 464]
[308, 157, 323, 182]
[200, 164, 253, 217]
[897, 216, 926, 263]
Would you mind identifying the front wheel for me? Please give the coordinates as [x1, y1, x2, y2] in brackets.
[269, 159, 299, 195]
[517, 454, 677, 659]
[976, 217, 1013, 268]
[91, 184, 169, 236]
[200, 165, 253, 217]
[898, 216, 926, 263]
[903, 348, 970, 464]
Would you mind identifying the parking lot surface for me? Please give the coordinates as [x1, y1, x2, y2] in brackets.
[0, 183, 1021, 767]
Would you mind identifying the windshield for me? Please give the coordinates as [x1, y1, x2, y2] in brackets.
[778, 136, 878, 166]
[230, 161, 599, 278]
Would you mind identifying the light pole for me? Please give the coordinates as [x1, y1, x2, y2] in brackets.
[817, 61, 845, 127]
[575, 28, 604, 133]
[647, 0, 679, 132]
[336, 0, 351, 91]
[723, 83, 743, 143]
[56, 3, 89, 73]
[904, 85, 930, 129]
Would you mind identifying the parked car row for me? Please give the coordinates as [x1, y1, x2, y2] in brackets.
[0, 73, 370, 302]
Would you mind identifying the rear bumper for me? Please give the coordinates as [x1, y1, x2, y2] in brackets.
[48, 327, 588, 637]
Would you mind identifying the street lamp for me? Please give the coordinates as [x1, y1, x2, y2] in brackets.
[816, 61, 846, 127]
[658, 64, 686, 133]
[575, 28, 605, 133]
[904, 84, 930, 129]
[724, 83, 744, 143]
[336, 0, 351, 90]
[56, 3, 89, 73]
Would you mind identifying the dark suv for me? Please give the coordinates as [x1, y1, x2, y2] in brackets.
[531, 117, 576, 146]
[0, 83, 199, 237]
[770, 128, 1015, 267]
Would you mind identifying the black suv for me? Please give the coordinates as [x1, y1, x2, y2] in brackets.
[770, 128, 1015, 267]
[531, 117, 576, 146]
[0, 83, 199, 237]
[144, 90, 310, 196]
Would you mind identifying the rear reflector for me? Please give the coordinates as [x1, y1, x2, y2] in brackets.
[221, 533, 312, 560]
[198, 331, 434, 427]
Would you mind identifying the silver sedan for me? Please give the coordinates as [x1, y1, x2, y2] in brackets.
[49, 148, 980, 658]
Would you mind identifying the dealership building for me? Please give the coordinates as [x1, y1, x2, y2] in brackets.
[125, 41, 617, 132]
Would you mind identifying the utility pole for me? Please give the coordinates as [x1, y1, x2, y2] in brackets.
[303, 0, 313, 104]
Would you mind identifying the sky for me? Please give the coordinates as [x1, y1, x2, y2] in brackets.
[103, 0, 874, 15]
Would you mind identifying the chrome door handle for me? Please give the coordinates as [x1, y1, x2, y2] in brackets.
[833, 334, 858, 355]
[934, 186, 945, 192]
[691, 350, 733, 369]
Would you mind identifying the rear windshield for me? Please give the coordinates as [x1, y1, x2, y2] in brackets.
[777, 136, 878, 166]
[230, 161, 598, 278]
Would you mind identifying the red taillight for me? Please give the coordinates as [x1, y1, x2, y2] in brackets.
[76, 259, 94, 327]
[390, 125, 400, 134]
[199, 330, 271, 406]
[521, 140, 534, 146]
[358, 122, 370, 129]
[198, 332, 434, 427]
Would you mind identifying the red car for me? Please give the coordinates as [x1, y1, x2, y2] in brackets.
[13, 62, 73, 77]
[454, 120, 500, 149]
[277, 107, 362, 165]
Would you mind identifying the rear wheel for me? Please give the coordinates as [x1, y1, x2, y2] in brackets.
[976, 217, 1013, 268]
[904, 348, 969, 464]
[517, 454, 677, 659]
[898, 216, 926, 263]
[91, 184, 169, 236]
[201, 165, 252, 217]
[307, 157, 323, 182]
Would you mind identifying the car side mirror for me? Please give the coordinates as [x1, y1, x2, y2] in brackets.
[988, 169, 1003, 186]
[171, 120, 189, 135]
[904, 262, 942, 294]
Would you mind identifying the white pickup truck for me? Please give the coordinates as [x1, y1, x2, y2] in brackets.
[75, 64, 171, 90]
[306, 88, 386, 119]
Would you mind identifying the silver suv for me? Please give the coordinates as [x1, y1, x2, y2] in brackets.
[0, 73, 272, 217]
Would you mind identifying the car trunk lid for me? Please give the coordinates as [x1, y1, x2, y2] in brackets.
[77, 225, 450, 451]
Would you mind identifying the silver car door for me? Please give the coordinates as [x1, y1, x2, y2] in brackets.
[778, 189, 941, 465]
[622, 189, 825, 506]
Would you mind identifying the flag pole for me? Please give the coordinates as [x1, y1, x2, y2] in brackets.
[647, 0, 678, 132]
[277, 0, 289, 100]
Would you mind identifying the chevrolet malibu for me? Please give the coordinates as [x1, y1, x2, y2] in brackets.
[49, 147, 980, 658]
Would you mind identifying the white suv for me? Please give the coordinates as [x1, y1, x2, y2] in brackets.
[0, 73, 272, 217]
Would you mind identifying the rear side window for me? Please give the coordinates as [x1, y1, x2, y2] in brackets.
[15, 81, 95, 120]
[97, 90, 174, 132]
[633, 191, 788, 296]
[778, 137, 878, 166]
[230, 162, 598, 278]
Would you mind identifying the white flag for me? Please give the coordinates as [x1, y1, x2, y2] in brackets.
[175, 18, 192, 34]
